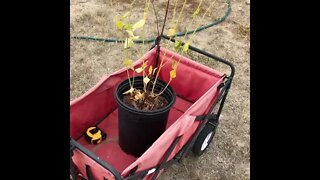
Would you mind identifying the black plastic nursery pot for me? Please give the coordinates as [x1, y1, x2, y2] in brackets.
[115, 76, 176, 157]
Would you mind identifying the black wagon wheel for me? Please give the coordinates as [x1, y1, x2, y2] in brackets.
[193, 124, 217, 156]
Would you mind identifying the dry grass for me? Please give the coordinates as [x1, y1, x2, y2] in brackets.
[71, 0, 250, 179]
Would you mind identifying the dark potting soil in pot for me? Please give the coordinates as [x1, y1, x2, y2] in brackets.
[122, 90, 169, 111]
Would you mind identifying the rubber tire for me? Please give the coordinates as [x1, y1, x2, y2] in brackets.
[193, 124, 216, 156]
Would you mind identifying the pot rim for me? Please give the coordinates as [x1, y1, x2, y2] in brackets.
[115, 76, 176, 116]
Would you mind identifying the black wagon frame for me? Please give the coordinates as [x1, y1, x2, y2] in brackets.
[70, 35, 235, 180]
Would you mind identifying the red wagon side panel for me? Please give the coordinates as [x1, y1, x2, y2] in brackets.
[73, 149, 116, 180]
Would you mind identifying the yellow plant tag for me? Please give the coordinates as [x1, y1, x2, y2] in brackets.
[170, 69, 177, 80]
[172, 60, 177, 70]
[143, 76, 150, 85]
[135, 67, 144, 73]
[134, 91, 145, 100]
[123, 87, 134, 94]
[148, 65, 153, 75]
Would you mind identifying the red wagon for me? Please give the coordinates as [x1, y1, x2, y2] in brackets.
[70, 36, 235, 180]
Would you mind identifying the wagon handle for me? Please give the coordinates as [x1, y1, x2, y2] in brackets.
[70, 138, 123, 180]
[161, 35, 235, 78]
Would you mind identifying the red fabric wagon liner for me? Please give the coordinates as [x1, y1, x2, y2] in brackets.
[70, 47, 225, 180]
